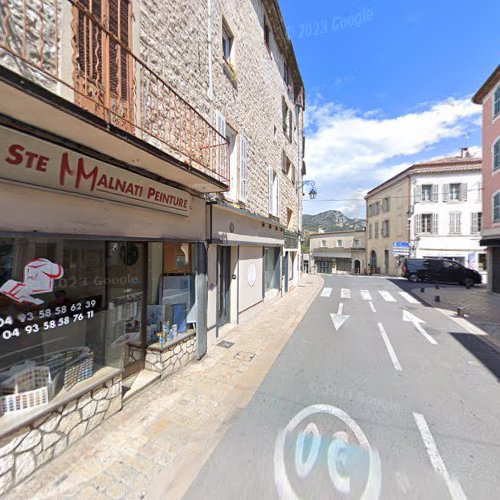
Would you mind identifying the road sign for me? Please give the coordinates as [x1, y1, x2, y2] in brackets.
[392, 241, 410, 256]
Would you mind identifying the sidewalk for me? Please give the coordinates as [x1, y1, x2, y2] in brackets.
[407, 282, 500, 345]
[6, 275, 323, 500]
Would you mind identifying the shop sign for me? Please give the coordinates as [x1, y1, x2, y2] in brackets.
[0, 126, 191, 216]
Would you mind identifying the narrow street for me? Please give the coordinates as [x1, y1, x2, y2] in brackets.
[182, 275, 500, 500]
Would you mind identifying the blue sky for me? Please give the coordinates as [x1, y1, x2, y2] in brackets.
[280, 0, 500, 217]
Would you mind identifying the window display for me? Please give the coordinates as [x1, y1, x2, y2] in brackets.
[0, 237, 144, 416]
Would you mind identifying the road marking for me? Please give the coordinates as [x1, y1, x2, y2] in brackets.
[341, 288, 351, 299]
[361, 290, 372, 301]
[413, 413, 467, 500]
[330, 302, 350, 331]
[321, 287, 332, 298]
[378, 291, 397, 302]
[399, 291, 420, 304]
[369, 301, 377, 313]
[403, 310, 438, 345]
[377, 322, 402, 371]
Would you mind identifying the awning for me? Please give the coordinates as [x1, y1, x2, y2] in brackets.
[480, 238, 500, 246]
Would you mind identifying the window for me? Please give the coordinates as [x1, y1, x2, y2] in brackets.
[421, 185, 433, 202]
[282, 97, 288, 133]
[264, 20, 270, 49]
[321, 240, 327, 248]
[75, 0, 133, 123]
[493, 192, 500, 223]
[382, 197, 390, 212]
[337, 240, 343, 247]
[449, 212, 462, 234]
[416, 213, 438, 234]
[353, 239, 361, 247]
[382, 220, 390, 237]
[443, 260, 461, 271]
[222, 22, 234, 63]
[494, 86, 500, 119]
[288, 110, 293, 142]
[284, 61, 290, 87]
[443, 183, 467, 202]
[268, 167, 280, 217]
[471, 212, 482, 234]
[494, 138, 500, 172]
[449, 183, 460, 201]
[264, 248, 280, 292]
[374, 222, 379, 238]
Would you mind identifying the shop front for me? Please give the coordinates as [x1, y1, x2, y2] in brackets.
[206, 203, 284, 345]
[0, 123, 207, 489]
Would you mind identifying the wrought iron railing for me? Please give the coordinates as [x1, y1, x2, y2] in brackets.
[0, 0, 229, 187]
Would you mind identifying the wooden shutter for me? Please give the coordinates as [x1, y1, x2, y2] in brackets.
[268, 166, 274, 214]
[277, 172, 282, 217]
[442, 184, 449, 202]
[456, 212, 462, 233]
[415, 214, 422, 235]
[239, 135, 247, 201]
[108, 0, 131, 100]
[471, 213, 478, 234]
[432, 214, 439, 235]
[432, 184, 439, 202]
[460, 183, 468, 202]
[495, 140, 500, 171]
[414, 185, 422, 203]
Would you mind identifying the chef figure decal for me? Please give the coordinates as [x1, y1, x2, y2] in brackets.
[0, 259, 64, 305]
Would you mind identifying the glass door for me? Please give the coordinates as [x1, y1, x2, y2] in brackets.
[106, 242, 146, 377]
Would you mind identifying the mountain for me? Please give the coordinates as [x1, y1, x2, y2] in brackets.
[303, 210, 366, 234]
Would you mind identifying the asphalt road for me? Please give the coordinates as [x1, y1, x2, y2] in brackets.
[183, 275, 500, 500]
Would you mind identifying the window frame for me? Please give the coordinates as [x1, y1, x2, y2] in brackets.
[493, 192, 500, 223]
[421, 184, 433, 202]
[221, 20, 234, 64]
[493, 85, 500, 121]
[493, 137, 500, 173]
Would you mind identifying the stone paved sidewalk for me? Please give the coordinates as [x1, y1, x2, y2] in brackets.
[6, 275, 323, 500]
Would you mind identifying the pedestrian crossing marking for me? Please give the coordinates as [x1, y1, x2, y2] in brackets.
[399, 291, 419, 304]
[361, 290, 372, 301]
[320, 287, 332, 298]
[341, 288, 351, 299]
[379, 291, 397, 302]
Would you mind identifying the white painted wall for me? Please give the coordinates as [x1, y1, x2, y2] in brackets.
[410, 170, 485, 268]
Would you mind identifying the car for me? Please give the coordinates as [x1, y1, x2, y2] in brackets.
[401, 258, 482, 287]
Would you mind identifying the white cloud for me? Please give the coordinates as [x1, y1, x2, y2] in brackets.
[304, 96, 481, 217]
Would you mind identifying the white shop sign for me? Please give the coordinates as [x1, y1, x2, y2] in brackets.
[0, 126, 192, 216]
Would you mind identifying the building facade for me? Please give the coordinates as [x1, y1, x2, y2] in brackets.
[365, 176, 411, 275]
[410, 157, 484, 271]
[0, 0, 304, 492]
[473, 65, 500, 292]
[309, 230, 366, 274]
[366, 154, 483, 276]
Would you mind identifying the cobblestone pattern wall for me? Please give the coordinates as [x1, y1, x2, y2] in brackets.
[0, 375, 122, 495]
[145, 335, 197, 378]
[212, 0, 304, 231]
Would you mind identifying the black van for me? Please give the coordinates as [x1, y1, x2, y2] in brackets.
[402, 258, 482, 287]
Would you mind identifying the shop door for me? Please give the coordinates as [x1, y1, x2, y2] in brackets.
[106, 242, 146, 377]
[283, 254, 289, 293]
[493, 249, 500, 293]
[217, 246, 231, 327]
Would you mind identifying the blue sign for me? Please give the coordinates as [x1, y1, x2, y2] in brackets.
[392, 242, 409, 248]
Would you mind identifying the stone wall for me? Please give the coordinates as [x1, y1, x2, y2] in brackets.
[145, 334, 197, 378]
[0, 374, 122, 495]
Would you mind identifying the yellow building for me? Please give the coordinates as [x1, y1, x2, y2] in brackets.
[365, 172, 411, 275]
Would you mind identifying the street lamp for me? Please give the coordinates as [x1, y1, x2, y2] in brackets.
[300, 180, 317, 199]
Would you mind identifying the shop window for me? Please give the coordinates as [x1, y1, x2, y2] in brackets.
[146, 243, 196, 347]
[264, 247, 280, 292]
[0, 237, 144, 418]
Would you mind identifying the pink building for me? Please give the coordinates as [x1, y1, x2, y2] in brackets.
[473, 65, 500, 291]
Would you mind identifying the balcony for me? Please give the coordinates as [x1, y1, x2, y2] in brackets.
[0, 0, 229, 192]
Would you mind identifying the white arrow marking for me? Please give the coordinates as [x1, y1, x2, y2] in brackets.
[341, 288, 351, 299]
[330, 302, 350, 331]
[403, 310, 438, 345]
[379, 291, 396, 302]
[361, 290, 372, 301]
[321, 287, 332, 298]
[377, 322, 402, 371]
[399, 291, 419, 304]
[413, 413, 467, 500]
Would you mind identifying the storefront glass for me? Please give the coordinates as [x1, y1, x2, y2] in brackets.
[264, 247, 281, 291]
[0, 237, 144, 416]
[146, 242, 197, 345]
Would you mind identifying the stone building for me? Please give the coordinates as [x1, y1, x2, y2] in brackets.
[309, 230, 366, 275]
[0, 0, 304, 492]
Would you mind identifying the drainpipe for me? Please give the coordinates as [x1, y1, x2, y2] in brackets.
[207, 0, 214, 104]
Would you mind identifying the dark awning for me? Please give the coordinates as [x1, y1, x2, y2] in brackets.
[480, 238, 500, 246]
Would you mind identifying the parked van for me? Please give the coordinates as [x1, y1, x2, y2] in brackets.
[402, 258, 482, 287]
